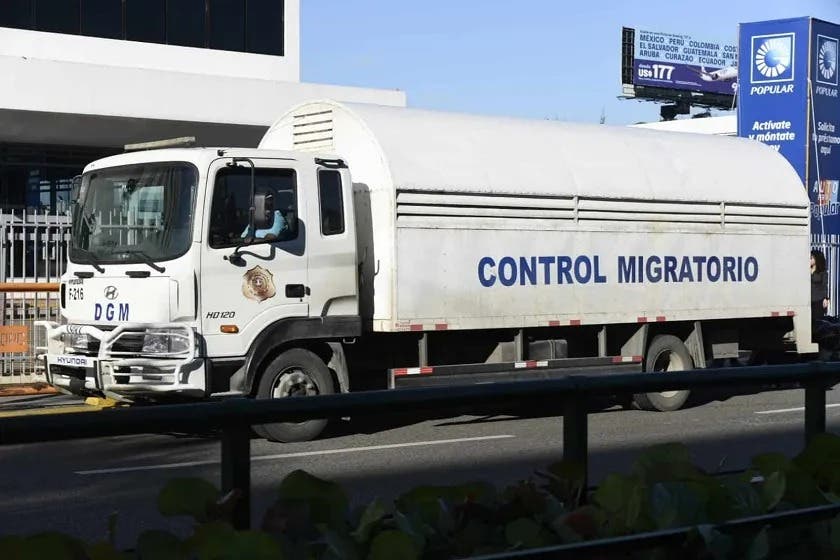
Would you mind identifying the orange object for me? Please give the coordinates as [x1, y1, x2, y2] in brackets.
[0, 283, 59, 293]
[0, 384, 58, 397]
[0, 326, 28, 353]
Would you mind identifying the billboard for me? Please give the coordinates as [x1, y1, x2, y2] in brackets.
[737, 18, 810, 183]
[632, 29, 739, 96]
[809, 19, 840, 235]
[737, 17, 840, 235]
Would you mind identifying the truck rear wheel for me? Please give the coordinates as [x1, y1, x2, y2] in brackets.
[255, 348, 334, 442]
[633, 335, 693, 412]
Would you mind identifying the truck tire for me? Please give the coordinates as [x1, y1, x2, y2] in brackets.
[633, 335, 693, 412]
[255, 348, 335, 442]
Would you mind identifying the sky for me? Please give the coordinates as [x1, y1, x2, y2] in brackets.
[301, 0, 839, 125]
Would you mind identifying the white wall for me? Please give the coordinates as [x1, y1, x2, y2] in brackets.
[0, 0, 300, 82]
[631, 115, 737, 136]
[0, 0, 406, 147]
[0, 53, 405, 127]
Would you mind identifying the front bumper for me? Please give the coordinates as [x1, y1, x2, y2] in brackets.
[35, 322, 206, 401]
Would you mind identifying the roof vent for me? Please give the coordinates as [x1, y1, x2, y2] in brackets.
[292, 105, 335, 152]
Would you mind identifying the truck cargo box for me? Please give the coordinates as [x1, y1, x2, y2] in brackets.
[260, 101, 812, 344]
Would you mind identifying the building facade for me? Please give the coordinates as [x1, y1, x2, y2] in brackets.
[0, 0, 406, 211]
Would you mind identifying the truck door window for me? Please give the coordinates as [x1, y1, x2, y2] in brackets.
[318, 170, 345, 236]
[209, 167, 298, 249]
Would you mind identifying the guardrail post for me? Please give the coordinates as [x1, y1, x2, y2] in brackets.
[418, 332, 428, 367]
[563, 396, 588, 501]
[221, 425, 251, 530]
[805, 381, 827, 446]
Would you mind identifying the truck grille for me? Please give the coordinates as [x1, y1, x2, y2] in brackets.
[50, 365, 86, 380]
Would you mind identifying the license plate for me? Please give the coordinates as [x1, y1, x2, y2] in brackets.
[67, 285, 85, 301]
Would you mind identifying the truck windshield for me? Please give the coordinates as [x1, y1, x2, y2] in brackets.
[70, 162, 197, 265]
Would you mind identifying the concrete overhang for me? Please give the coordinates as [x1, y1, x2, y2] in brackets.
[0, 108, 268, 148]
[0, 52, 406, 148]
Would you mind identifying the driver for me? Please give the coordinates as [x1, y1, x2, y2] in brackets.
[241, 193, 288, 240]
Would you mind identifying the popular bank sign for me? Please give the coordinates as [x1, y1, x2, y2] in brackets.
[738, 17, 840, 235]
[810, 20, 840, 236]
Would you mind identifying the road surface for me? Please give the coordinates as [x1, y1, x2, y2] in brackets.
[0, 384, 838, 547]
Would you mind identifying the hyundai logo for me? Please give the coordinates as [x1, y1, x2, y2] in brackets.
[104, 286, 119, 300]
[751, 33, 794, 83]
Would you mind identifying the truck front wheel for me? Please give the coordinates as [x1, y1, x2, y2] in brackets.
[633, 335, 693, 412]
[255, 348, 335, 442]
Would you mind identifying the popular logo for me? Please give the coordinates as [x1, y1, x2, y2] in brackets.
[817, 35, 839, 86]
[104, 286, 119, 300]
[751, 33, 795, 83]
[242, 266, 276, 303]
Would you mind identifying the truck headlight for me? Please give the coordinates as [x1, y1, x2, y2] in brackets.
[142, 328, 191, 355]
[63, 332, 90, 352]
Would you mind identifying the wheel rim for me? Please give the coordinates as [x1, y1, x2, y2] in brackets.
[650, 348, 687, 398]
[272, 367, 320, 399]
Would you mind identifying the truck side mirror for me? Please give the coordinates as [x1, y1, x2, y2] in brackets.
[71, 175, 82, 199]
[286, 213, 299, 236]
[69, 175, 85, 219]
[253, 192, 271, 230]
[70, 175, 83, 206]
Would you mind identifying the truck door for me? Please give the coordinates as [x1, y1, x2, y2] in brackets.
[201, 158, 309, 357]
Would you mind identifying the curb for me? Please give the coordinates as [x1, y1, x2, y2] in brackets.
[0, 384, 59, 397]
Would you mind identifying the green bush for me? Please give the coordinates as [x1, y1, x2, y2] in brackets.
[7, 435, 840, 559]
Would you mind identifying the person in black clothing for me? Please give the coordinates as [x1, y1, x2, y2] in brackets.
[812, 249, 830, 322]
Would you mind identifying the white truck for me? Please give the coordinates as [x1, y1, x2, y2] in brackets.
[39, 100, 816, 441]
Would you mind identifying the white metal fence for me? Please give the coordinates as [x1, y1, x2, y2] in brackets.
[814, 235, 840, 318]
[0, 210, 69, 385]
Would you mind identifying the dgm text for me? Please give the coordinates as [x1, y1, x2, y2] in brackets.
[94, 303, 130, 321]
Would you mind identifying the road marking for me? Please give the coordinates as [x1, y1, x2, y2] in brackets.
[75, 434, 516, 475]
[755, 404, 840, 415]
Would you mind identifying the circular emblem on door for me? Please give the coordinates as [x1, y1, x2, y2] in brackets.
[242, 266, 276, 303]
[104, 286, 119, 300]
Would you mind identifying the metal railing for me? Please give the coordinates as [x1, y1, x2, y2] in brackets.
[471, 502, 840, 559]
[0, 209, 68, 384]
[0, 283, 60, 384]
[813, 235, 840, 317]
[1, 361, 840, 558]
[0, 209, 70, 284]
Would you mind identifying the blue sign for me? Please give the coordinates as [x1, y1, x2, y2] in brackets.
[809, 19, 840, 235]
[737, 18, 810, 183]
[633, 29, 738, 96]
[477, 255, 759, 288]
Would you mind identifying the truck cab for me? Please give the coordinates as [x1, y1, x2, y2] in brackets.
[41, 147, 359, 405]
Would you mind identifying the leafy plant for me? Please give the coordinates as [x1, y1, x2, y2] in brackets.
[6, 437, 840, 559]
